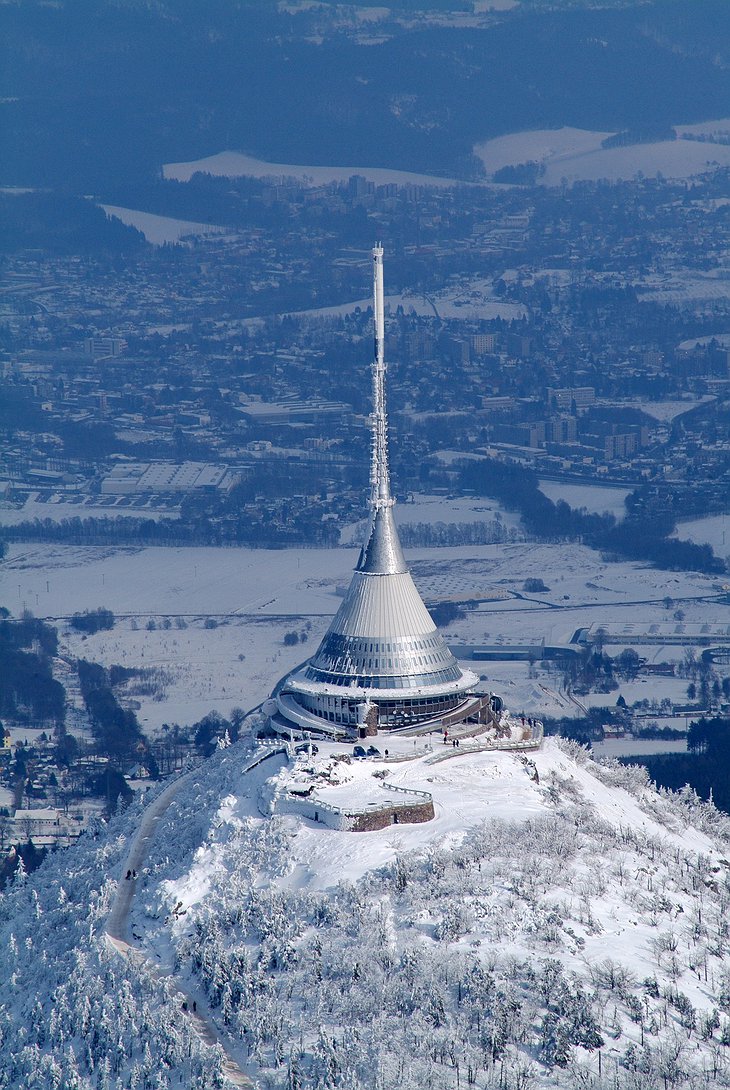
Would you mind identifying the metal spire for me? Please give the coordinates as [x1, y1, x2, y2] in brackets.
[357, 244, 406, 575]
[371, 243, 393, 512]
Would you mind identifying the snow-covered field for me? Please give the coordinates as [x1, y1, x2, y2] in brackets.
[0, 494, 181, 526]
[68, 615, 324, 732]
[340, 492, 524, 545]
[287, 281, 527, 322]
[637, 272, 730, 306]
[163, 150, 461, 188]
[677, 334, 730, 351]
[2, 543, 356, 618]
[100, 205, 228, 245]
[674, 513, 730, 557]
[474, 123, 730, 186]
[537, 480, 630, 520]
[677, 117, 730, 139]
[162, 117, 730, 200]
[593, 737, 687, 758]
[3, 540, 725, 731]
[475, 126, 612, 176]
[632, 397, 715, 423]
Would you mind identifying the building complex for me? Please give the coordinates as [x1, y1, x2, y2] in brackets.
[274, 247, 480, 736]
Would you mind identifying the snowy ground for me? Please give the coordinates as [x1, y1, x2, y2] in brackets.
[234, 736, 712, 890]
[474, 123, 730, 186]
[593, 738, 687, 758]
[120, 733, 730, 1088]
[67, 615, 324, 732]
[340, 492, 524, 545]
[537, 480, 630, 520]
[0, 493, 181, 526]
[3, 700, 729, 1089]
[578, 675, 691, 712]
[150, 744, 524, 900]
[632, 396, 715, 422]
[285, 283, 527, 322]
[100, 205, 229, 245]
[674, 513, 730, 558]
[637, 272, 730, 306]
[677, 117, 730, 139]
[2, 541, 725, 734]
[677, 334, 730, 350]
[162, 151, 462, 188]
[162, 117, 730, 199]
[475, 126, 612, 177]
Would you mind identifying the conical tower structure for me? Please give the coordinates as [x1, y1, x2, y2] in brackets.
[276, 246, 478, 734]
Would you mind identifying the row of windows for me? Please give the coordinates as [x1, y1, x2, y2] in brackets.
[304, 664, 462, 689]
[300, 692, 463, 726]
[318, 633, 444, 657]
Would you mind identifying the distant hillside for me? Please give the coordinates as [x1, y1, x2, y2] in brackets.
[0, 192, 146, 254]
[2, 0, 730, 188]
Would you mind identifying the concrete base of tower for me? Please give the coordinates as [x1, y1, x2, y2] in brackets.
[274, 662, 481, 737]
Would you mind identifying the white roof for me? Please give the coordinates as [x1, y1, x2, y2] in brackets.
[14, 808, 60, 822]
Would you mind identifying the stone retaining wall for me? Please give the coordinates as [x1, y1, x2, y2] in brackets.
[347, 799, 435, 832]
[257, 741, 436, 832]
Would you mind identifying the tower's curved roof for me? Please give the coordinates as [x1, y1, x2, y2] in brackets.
[303, 575, 463, 691]
[302, 483, 466, 692]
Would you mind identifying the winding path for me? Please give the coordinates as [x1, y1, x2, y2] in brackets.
[105, 768, 253, 1089]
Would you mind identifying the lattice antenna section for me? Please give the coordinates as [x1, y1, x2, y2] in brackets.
[370, 244, 394, 512]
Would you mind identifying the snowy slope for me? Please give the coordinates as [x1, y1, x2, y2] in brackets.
[100, 205, 228, 245]
[3, 732, 730, 1087]
[0, 793, 228, 1089]
[118, 735, 730, 1089]
[474, 124, 730, 186]
[163, 151, 461, 188]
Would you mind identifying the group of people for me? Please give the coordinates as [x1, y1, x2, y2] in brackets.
[124, 869, 137, 880]
[442, 730, 460, 748]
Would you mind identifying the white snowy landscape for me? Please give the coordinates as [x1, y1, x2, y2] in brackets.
[3, 535, 726, 733]
[474, 123, 730, 186]
[4, 724, 730, 1088]
[1, 515, 729, 1090]
[163, 151, 462, 189]
[7, 0, 730, 1084]
[162, 117, 730, 194]
[674, 515, 730, 558]
[99, 206, 229, 246]
[283, 278, 528, 324]
[536, 482, 630, 523]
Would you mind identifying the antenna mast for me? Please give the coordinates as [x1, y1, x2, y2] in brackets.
[371, 244, 394, 511]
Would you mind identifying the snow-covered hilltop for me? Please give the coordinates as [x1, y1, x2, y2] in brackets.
[3, 733, 728, 1089]
[143, 739, 730, 1090]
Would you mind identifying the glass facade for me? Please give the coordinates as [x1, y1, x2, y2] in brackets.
[297, 690, 464, 728]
